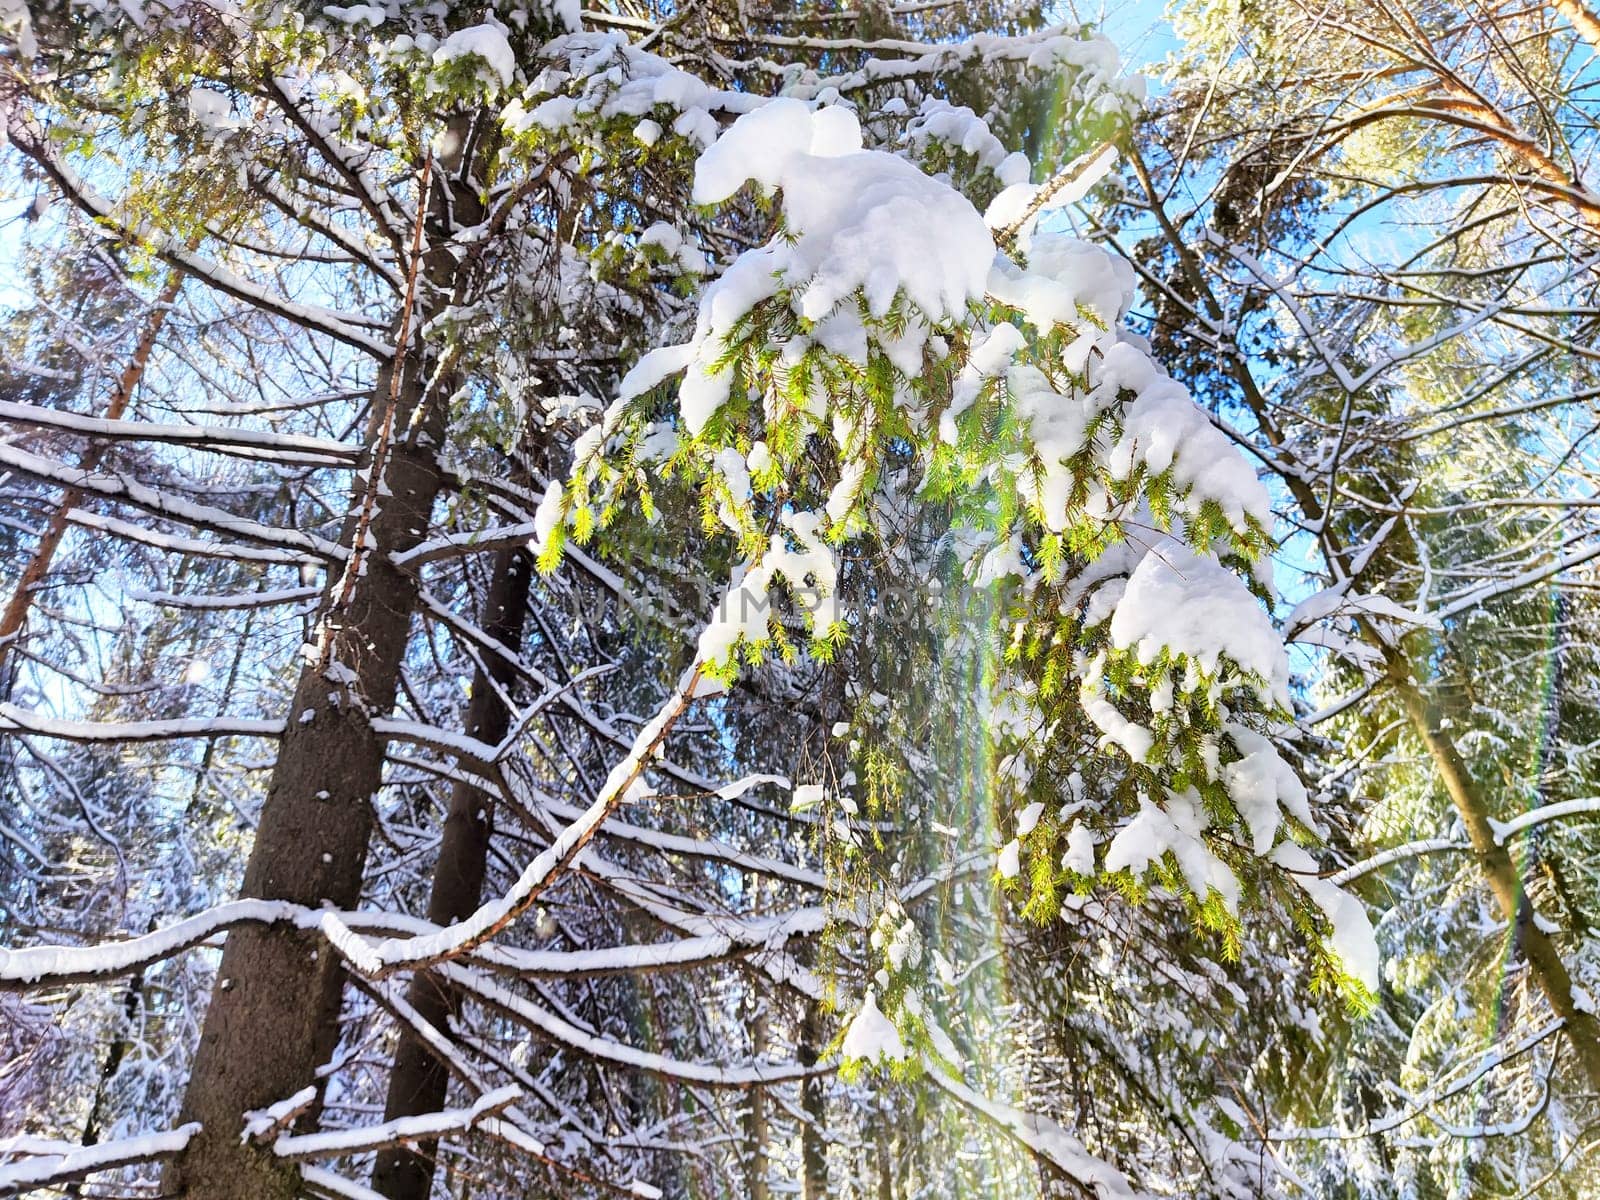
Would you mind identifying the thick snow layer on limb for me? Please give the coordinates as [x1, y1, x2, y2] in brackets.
[677, 99, 993, 433]
[434, 23, 516, 90]
[0, 1123, 199, 1190]
[242, 1087, 318, 1143]
[1108, 544, 1289, 705]
[1104, 791, 1241, 913]
[273, 1085, 520, 1159]
[301, 1165, 389, 1200]
[840, 988, 909, 1063]
[0, 897, 303, 986]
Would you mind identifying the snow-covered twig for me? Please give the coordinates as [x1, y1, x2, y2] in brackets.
[271, 1085, 520, 1160]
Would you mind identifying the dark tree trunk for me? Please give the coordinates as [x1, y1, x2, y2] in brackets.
[163, 127, 490, 1199]
[372, 541, 533, 1200]
[63, 931, 150, 1199]
[163, 349, 449, 1199]
[798, 1002, 828, 1200]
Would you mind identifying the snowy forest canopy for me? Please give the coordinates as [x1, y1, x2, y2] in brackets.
[1, 1, 1599, 1197]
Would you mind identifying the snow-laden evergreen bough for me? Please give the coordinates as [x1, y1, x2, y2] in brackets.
[0, 1, 1372, 1196]
[537, 94, 1378, 996]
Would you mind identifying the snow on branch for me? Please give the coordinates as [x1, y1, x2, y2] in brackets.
[0, 893, 793, 991]
[0, 401, 361, 467]
[65, 508, 325, 566]
[1329, 837, 1467, 885]
[129, 585, 321, 611]
[7, 116, 395, 358]
[0, 703, 285, 747]
[439, 962, 815, 1088]
[301, 1164, 390, 1200]
[0, 442, 348, 560]
[320, 670, 707, 977]
[0, 898, 302, 987]
[270, 1085, 520, 1160]
[242, 1087, 319, 1144]
[1266, 1018, 1566, 1142]
[1491, 797, 1600, 843]
[928, 1070, 1145, 1199]
[0, 1123, 199, 1194]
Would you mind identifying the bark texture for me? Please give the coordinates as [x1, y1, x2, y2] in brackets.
[164, 354, 449, 1200]
[371, 541, 533, 1200]
[798, 1002, 828, 1200]
[164, 128, 487, 1198]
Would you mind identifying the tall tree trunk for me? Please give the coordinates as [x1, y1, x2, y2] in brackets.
[798, 1002, 828, 1200]
[163, 126, 493, 1196]
[63, 925, 151, 1199]
[873, 1106, 894, 1200]
[744, 999, 771, 1200]
[372, 540, 533, 1200]
[163, 346, 449, 1199]
[1388, 661, 1600, 1091]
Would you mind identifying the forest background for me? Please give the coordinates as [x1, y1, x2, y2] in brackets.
[2, 1, 1599, 1198]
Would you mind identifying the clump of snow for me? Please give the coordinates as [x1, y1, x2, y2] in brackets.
[323, 3, 386, 25]
[790, 782, 825, 811]
[901, 98, 1026, 184]
[1104, 790, 1240, 912]
[695, 511, 839, 667]
[639, 221, 706, 275]
[1016, 800, 1045, 835]
[502, 33, 733, 148]
[841, 988, 908, 1063]
[1108, 543, 1288, 705]
[1272, 842, 1380, 992]
[983, 144, 1118, 241]
[434, 23, 517, 91]
[188, 88, 243, 136]
[1061, 822, 1096, 875]
[997, 838, 1022, 879]
[677, 98, 994, 433]
[1221, 723, 1317, 852]
[1078, 652, 1154, 764]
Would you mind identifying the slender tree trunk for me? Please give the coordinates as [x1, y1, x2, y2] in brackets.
[745, 1000, 771, 1200]
[873, 1106, 894, 1200]
[1388, 661, 1600, 1091]
[798, 1002, 828, 1200]
[62, 926, 151, 1198]
[0, 268, 182, 690]
[372, 540, 533, 1200]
